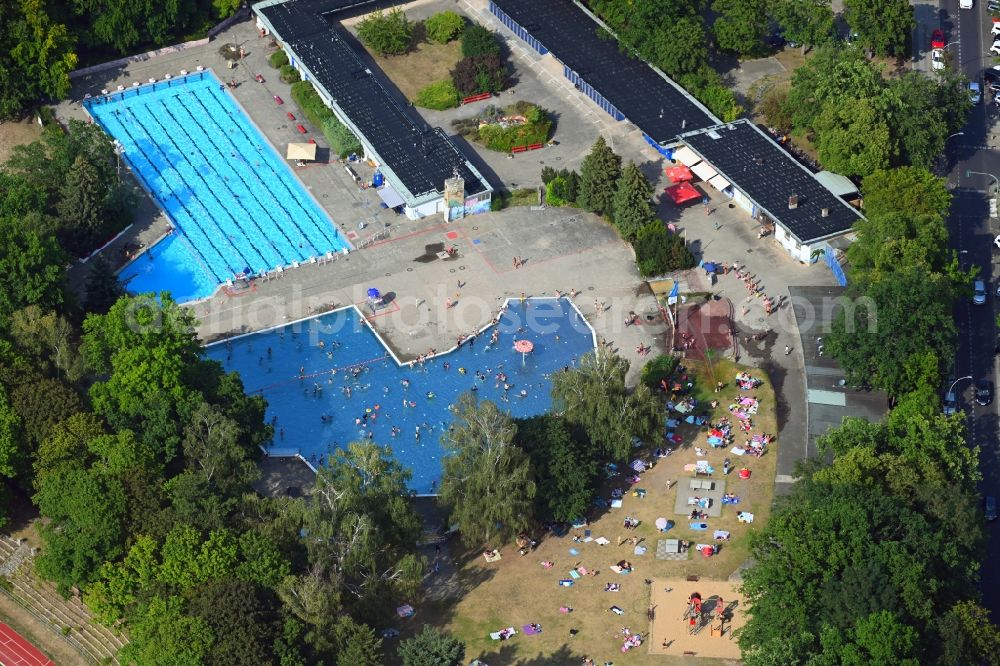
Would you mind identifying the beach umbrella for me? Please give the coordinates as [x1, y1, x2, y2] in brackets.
[367, 287, 380, 300]
[655, 517, 668, 530]
[514, 339, 534, 365]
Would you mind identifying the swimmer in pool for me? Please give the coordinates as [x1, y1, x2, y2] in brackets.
[458, 367, 467, 374]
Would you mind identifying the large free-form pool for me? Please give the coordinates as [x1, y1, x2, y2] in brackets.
[85, 71, 349, 302]
[206, 298, 596, 493]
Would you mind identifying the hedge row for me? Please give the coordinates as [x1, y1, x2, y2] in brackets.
[289, 81, 361, 158]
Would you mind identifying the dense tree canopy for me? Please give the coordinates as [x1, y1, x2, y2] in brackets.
[439, 394, 536, 546]
[770, 0, 835, 52]
[739, 413, 995, 665]
[712, 0, 770, 57]
[515, 415, 597, 523]
[843, 0, 915, 57]
[827, 167, 963, 396]
[0, 0, 77, 119]
[551, 348, 660, 459]
[782, 47, 969, 176]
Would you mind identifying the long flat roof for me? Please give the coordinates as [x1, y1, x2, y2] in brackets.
[490, 0, 718, 143]
[679, 121, 863, 243]
[255, 0, 487, 203]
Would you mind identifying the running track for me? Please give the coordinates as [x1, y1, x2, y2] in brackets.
[0, 623, 54, 666]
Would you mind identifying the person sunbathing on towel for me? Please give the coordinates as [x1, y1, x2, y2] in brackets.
[605, 583, 621, 592]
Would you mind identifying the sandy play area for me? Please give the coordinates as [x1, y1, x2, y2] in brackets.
[649, 578, 745, 659]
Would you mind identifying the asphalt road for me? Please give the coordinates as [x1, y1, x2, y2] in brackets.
[940, 0, 1000, 619]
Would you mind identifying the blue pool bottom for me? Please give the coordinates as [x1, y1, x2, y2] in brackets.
[121, 235, 220, 302]
[206, 298, 596, 494]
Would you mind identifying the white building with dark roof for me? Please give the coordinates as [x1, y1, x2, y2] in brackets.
[254, 0, 492, 220]
[677, 121, 864, 262]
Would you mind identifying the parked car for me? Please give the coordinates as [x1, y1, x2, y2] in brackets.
[960, 0, 972, 8]
[931, 29, 946, 49]
[974, 279, 987, 304]
[932, 49, 946, 70]
[975, 378, 994, 406]
[971, 81, 983, 103]
[986, 496, 997, 522]
[944, 390, 958, 415]
[995, 234, 1000, 250]
[991, 21, 1000, 37]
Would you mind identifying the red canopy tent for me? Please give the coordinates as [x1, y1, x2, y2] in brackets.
[666, 164, 694, 183]
[664, 181, 701, 205]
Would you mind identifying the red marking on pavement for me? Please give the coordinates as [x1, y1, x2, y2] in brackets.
[445, 231, 459, 240]
[0, 623, 55, 666]
[360, 299, 401, 320]
[365, 222, 449, 249]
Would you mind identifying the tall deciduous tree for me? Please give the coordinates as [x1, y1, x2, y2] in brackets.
[182, 402, 258, 495]
[0, 0, 77, 119]
[551, 348, 661, 459]
[439, 394, 535, 546]
[611, 161, 654, 240]
[117, 595, 214, 666]
[0, 214, 65, 324]
[188, 578, 281, 666]
[860, 167, 951, 221]
[740, 412, 984, 665]
[357, 8, 413, 57]
[712, 0, 770, 57]
[577, 136, 622, 217]
[844, 0, 915, 57]
[770, 0, 835, 52]
[814, 96, 892, 177]
[34, 467, 126, 591]
[826, 269, 955, 395]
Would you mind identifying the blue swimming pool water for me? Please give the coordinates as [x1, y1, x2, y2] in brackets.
[120, 234, 220, 302]
[85, 71, 348, 301]
[206, 298, 596, 494]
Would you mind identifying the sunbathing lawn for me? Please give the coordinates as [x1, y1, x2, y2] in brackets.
[398, 358, 775, 665]
[363, 40, 461, 103]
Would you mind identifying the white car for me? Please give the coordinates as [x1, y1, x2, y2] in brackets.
[932, 49, 945, 70]
[994, 234, 1000, 249]
[961, 0, 972, 8]
[971, 81, 983, 103]
[992, 22, 1000, 37]
[992, 40, 1000, 56]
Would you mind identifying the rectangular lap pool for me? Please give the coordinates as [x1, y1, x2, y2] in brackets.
[85, 71, 349, 302]
[207, 298, 597, 494]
